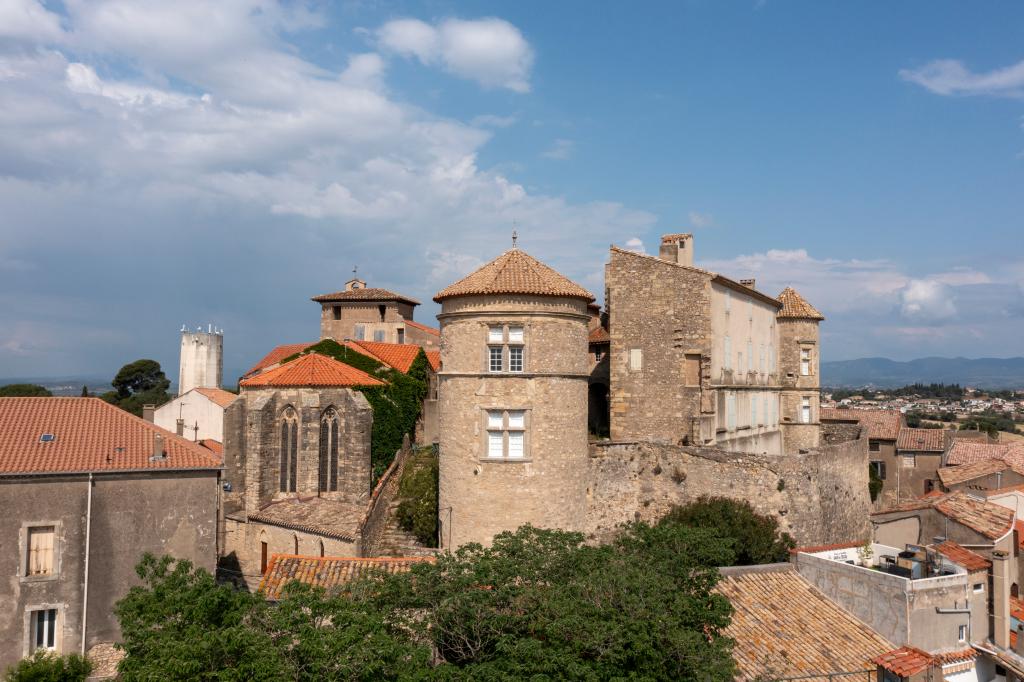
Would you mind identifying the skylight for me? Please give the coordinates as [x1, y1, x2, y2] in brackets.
[39, 433, 56, 443]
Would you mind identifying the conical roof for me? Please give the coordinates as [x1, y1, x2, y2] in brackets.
[777, 287, 825, 320]
[433, 249, 594, 303]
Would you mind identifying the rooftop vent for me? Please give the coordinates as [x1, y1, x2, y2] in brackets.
[39, 433, 55, 443]
[150, 434, 166, 462]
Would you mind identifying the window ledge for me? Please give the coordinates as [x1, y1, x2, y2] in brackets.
[480, 457, 532, 463]
[20, 574, 58, 584]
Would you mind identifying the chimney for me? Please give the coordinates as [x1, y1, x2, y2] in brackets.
[740, 279, 756, 290]
[142, 404, 155, 422]
[176, 419, 185, 437]
[993, 549, 1011, 649]
[151, 433, 166, 462]
[658, 233, 693, 267]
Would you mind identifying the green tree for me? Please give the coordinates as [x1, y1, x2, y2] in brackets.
[101, 360, 171, 417]
[4, 650, 92, 682]
[868, 465, 883, 503]
[0, 384, 51, 397]
[80, 385, 89, 397]
[658, 496, 796, 565]
[395, 447, 439, 547]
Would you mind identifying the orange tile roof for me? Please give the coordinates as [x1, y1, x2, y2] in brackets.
[348, 341, 424, 374]
[0, 397, 221, 475]
[946, 440, 1013, 466]
[239, 353, 385, 389]
[245, 342, 315, 376]
[873, 491, 1013, 540]
[660, 232, 693, 242]
[404, 319, 440, 336]
[193, 387, 239, 409]
[588, 326, 610, 344]
[938, 458, 1016, 487]
[717, 566, 893, 679]
[258, 555, 434, 600]
[821, 407, 903, 440]
[934, 540, 991, 572]
[425, 350, 441, 372]
[777, 286, 825, 320]
[897, 427, 947, 452]
[872, 647, 934, 677]
[247, 497, 366, 542]
[434, 249, 594, 302]
[311, 287, 420, 305]
[198, 439, 223, 456]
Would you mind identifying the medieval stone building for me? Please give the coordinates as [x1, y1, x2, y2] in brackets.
[312, 277, 439, 347]
[434, 248, 594, 549]
[777, 287, 824, 451]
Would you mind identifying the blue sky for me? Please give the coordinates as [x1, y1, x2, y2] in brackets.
[1, 1, 1022, 380]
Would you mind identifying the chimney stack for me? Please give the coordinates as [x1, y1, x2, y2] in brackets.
[151, 433, 166, 462]
[142, 404, 155, 422]
[740, 279, 756, 290]
[176, 419, 184, 437]
[993, 549, 1011, 649]
[658, 233, 694, 267]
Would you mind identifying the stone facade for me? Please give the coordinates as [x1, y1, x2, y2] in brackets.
[778, 316, 821, 451]
[584, 427, 871, 547]
[437, 293, 591, 548]
[315, 278, 436, 347]
[0, 471, 218, 668]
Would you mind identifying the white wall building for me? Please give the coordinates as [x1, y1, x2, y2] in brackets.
[154, 387, 236, 443]
[178, 325, 223, 396]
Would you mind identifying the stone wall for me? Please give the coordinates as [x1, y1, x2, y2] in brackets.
[778, 317, 821, 451]
[319, 301, 414, 343]
[358, 443, 412, 557]
[584, 429, 871, 547]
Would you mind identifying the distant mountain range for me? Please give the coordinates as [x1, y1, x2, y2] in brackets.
[822, 357, 1024, 390]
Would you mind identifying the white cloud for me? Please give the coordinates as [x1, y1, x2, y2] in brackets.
[0, 0, 63, 42]
[623, 237, 646, 254]
[900, 58, 1024, 98]
[542, 138, 573, 160]
[377, 17, 533, 92]
[899, 279, 956, 321]
[688, 211, 713, 228]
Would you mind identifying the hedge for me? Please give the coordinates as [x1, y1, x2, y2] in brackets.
[396, 446, 439, 547]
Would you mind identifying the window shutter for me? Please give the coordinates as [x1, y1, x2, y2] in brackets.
[488, 326, 504, 343]
[508, 326, 524, 343]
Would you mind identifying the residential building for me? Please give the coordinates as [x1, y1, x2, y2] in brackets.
[152, 386, 237, 443]
[823, 407, 905, 505]
[0, 397, 221, 668]
[312, 278, 439, 347]
[895, 427, 951, 498]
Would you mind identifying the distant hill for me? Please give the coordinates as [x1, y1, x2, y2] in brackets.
[822, 357, 1024, 390]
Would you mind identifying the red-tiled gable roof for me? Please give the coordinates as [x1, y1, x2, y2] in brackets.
[239, 353, 385, 389]
[716, 566, 893, 679]
[946, 440, 1013, 466]
[873, 491, 1014, 540]
[873, 647, 934, 677]
[588, 326, 610, 344]
[821, 407, 902, 440]
[404, 319, 440, 336]
[198, 439, 223, 456]
[777, 286, 825, 320]
[258, 555, 434, 600]
[938, 458, 1016, 487]
[434, 249, 594, 303]
[934, 540, 991, 572]
[896, 427, 947, 452]
[348, 341, 423, 374]
[425, 350, 441, 372]
[193, 387, 239, 409]
[0, 397, 221, 475]
[246, 342, 315, 376]
[311, 288, 420, 305]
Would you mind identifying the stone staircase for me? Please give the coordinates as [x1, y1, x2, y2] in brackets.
[375, 498, 439, 557]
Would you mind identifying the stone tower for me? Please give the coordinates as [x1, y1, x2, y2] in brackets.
[178, 325, 223, 396]
[435, 248, 594, 548]
[776, 287, 824, 452]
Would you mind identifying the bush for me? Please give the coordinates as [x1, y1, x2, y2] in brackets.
[4, 651, 92, 682]
[396, 447, 439, 547]
[868, 465, 883, 502]
[0, 384, 52, 397]
[658, 496, 795, 565]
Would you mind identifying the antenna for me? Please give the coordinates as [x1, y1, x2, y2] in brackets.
[512, 222, 519, 249]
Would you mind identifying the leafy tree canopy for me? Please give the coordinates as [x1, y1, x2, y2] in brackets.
[0, 384, 51, 397]
[658, 496, 795, 566]
[4, 650, 92, 682]
[101, 359, 172, 417]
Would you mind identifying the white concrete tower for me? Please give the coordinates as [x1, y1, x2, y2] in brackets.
[178, 325, 224, 396]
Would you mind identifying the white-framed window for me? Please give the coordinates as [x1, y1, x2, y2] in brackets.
[723, 336, 731, 371]
[373, 329, 385, 342]
[488, 346, 503, 372]
[485, 410, 527, 459]
[972, 583, 984, 593]
[747, 299, 753, 322]
[26, 527, 55, 577]
[759, 344, 765, 373]
[488, 326, 504, 344]
[746, 341, 753, 373]
[508, 326, 524, 344]
[629, 348, 643, 371]
[768, 344, 775, 372]
[509, 346, 524, 373]
[354, 324, 365, 341]
[726, 393, 737, 431]
[800, 348, 811, 376]
[29, 609, 57, 653]
[902, 454, 916, 468]
[801, 397, 811, 424]
[751, 395, 758, 427]
[724, 290, 731, 313]
[958, 624, 967, 642]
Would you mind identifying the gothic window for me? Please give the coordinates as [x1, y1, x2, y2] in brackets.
[280, 408, 298, 493]
[319, 409, 340, 493]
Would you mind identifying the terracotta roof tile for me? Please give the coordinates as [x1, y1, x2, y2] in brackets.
[425, 350, 441, 372]
[404, 319, 440, 336]
[934, 540, 991, 572]
[198, 439, 223, 456]
[946, 440, 1013, 466]
[434, 249, 594, 302]
[872, 646, 934, 677]
[239, 353, 385, 389]
[0, 397, 221, 475]
[777, 286, 825, 320]
[247, 497, 367, 542]
[897, 427, 948, 452]
[821, 407, 902, 440]
[938, 458, 1015, 487]
[311, 287, 420, 305]
[873, 491, 1014, 539]
[259, 554, 434, 599]
[588, 326, 610, 344]
[193, 387, 239, 409]
[245, 342, 315, 376]
[716, 566, 893, 679]
[1012, 596, 1024, 622]
[348, 341, 424, 374]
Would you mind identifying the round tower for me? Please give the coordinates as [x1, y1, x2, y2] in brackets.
[435, 248, 594, 548]
[776, 287, 824, 453]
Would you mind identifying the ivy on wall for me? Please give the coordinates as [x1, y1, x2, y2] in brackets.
[396, 446, 439, 547]
[281, 339, 430, 481]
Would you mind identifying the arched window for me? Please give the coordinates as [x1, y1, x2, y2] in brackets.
[280, 407, 298, 493]
[319, 408, 340, 493]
